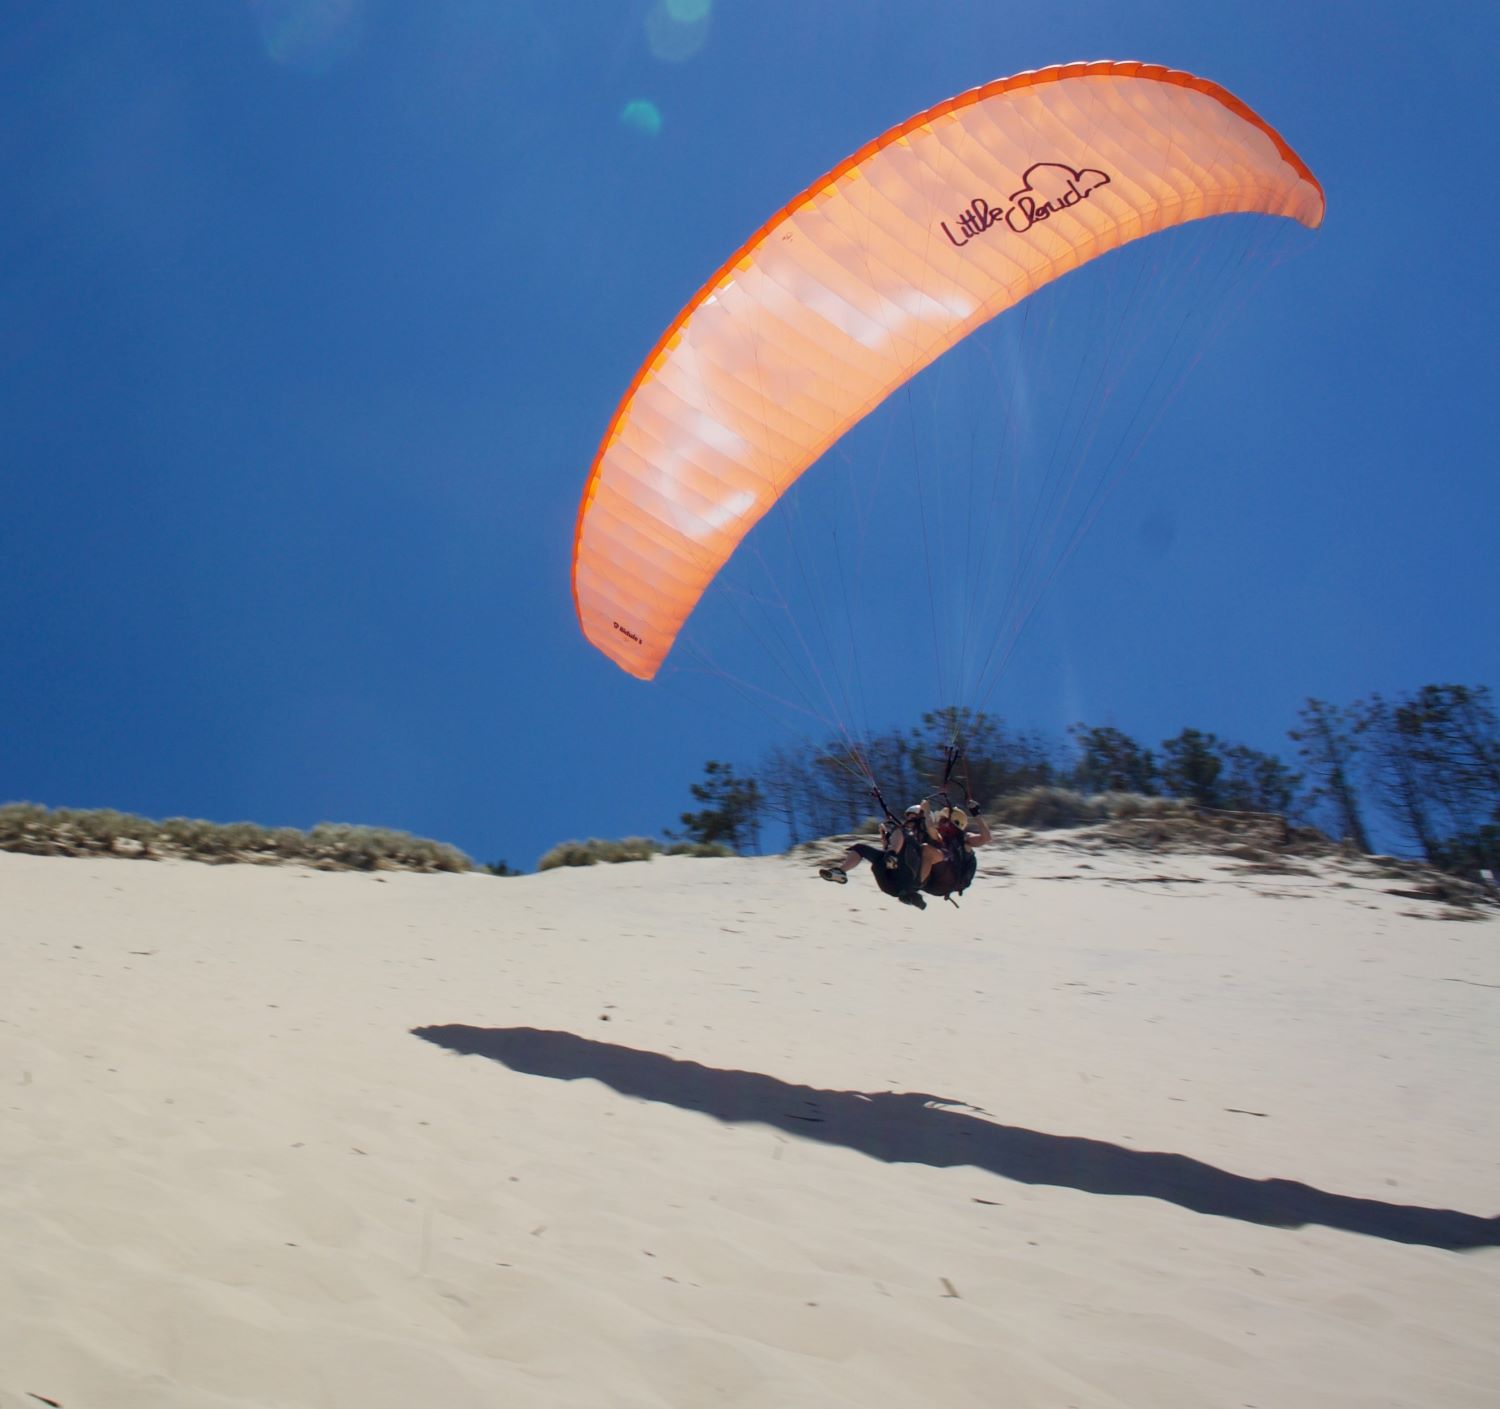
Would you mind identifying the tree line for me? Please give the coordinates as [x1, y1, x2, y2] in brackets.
[673, 684, 1500, 882]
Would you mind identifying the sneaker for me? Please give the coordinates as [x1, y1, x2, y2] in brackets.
[819, 867, 848, 884]
[899, 891, 927, 910]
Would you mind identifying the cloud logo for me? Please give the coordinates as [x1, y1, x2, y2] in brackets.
[1005, 163, 1111, 232]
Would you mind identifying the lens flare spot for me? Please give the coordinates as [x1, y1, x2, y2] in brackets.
[645, 0, 710, 63]
[250, 0, 363, 71]
[620, 100, 664, 138]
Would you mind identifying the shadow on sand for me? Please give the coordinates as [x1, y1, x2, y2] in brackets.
[412, 1024, 1499, 1252]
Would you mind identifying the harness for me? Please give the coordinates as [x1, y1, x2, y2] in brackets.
[925, 849, 977, 906]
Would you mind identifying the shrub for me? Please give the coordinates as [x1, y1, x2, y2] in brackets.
[538, 836, 662, 870]
[985, 788, 1195, 829]
[662, 840, 734, 857]
[538, 840, 601, 870]
[989, 788, 1109, 829]
[0, 802, 48, 839]
[216, 821, 272, 854]
[301, 823, 471, 872]
[161, 817, 215, 849]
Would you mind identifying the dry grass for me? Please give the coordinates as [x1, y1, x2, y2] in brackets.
[983, 788, 1176, 829]
[0, 802, 472, 873]
[536, 837, 733, 870]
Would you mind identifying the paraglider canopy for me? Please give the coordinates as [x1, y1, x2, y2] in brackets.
[572, 61, 1323, 681]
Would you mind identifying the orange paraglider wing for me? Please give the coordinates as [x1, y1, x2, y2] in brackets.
[572, 62, 1323, 679]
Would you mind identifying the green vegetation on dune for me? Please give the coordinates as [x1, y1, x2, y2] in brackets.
[537, 836, 732, 870]
[0, 803, 473, 873]
[0, 804, 739, 875]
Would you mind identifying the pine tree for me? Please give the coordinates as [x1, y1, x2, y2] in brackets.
[1158, 728, 1225, 807]
[674, 761, 764, 854]
[1289, 699, 1371, 851]
[1069, 724, 1158, 795]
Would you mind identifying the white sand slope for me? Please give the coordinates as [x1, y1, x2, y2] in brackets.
[2, 842, 1498, 1409]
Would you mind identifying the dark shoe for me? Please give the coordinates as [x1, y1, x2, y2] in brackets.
[899, 891, 927, 910]
[819, 867, 848, 884]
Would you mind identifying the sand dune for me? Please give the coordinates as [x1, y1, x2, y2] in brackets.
[2, 841, 1497, 1408]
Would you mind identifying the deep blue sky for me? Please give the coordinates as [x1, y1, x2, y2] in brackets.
[4, 1, 1497, 869]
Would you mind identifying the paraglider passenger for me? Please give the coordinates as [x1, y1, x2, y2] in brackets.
[920, 799, 992, 902]
[819, 804, 930, 909]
